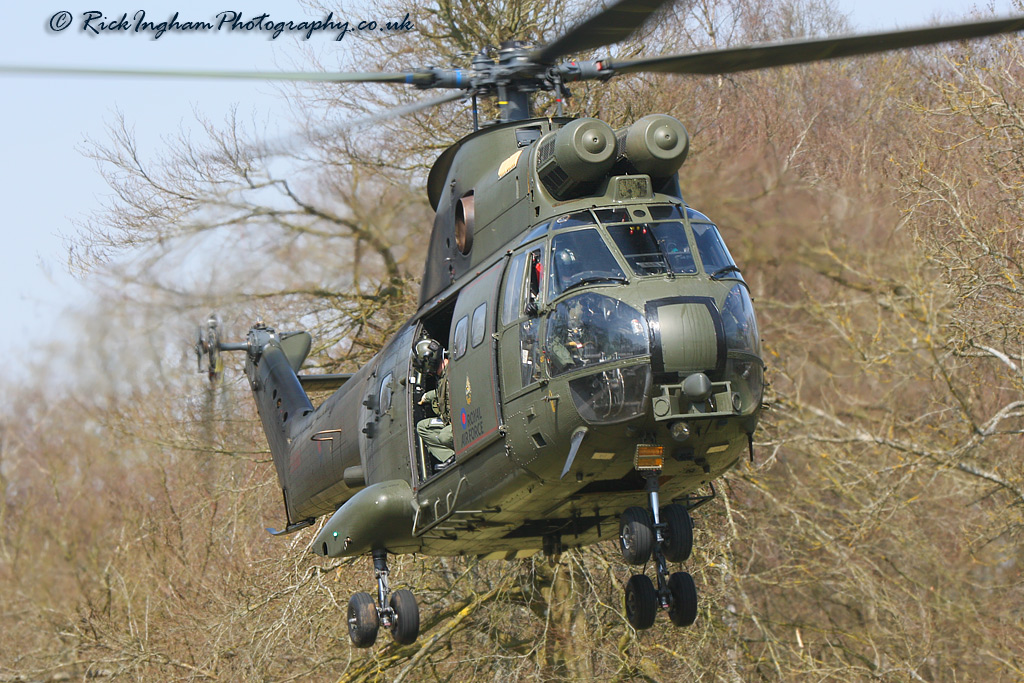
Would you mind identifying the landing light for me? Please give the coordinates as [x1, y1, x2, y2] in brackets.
[634, 445, 664, 470]
[669, 421, 691, 442]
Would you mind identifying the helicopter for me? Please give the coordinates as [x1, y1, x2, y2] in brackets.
[8, 0, 1024, 650]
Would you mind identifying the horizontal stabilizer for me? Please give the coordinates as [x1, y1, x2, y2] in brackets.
[298, 373, 354, 392]
[280, 331, 313, 372]
[265, 518, 315, 536]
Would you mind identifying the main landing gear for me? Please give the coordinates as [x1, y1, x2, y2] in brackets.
[346, 549, 421, 648]
[619, 468, 698, 630]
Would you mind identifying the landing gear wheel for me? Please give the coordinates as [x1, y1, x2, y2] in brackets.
[667, 572, 698, 627]
[389, 589, 421, 645]
[660, 504, 694, 563]
[347, 592, 380, 648]
[619, 506, 654, 565]
[624, 574, 658, 630]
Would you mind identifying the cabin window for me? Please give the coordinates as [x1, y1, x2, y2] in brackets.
[471, 302, 487, 347]
[453, 316, 469, 359]
[548, 229, 626, 299]
[502, 252, 528, 326]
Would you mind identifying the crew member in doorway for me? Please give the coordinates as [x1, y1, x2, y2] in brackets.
[415, 338, 455, 468]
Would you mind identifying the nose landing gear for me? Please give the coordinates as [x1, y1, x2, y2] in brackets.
[346, 549, 421, 648]
[619, 468, 698, 630]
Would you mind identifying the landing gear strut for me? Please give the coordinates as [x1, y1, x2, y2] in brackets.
[618, 459, 697, 630]
[347, 549, 421, 648]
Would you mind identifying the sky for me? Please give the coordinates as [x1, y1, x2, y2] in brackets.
[0, 0, 1020, 381]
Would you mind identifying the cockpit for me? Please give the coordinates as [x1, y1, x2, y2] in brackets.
[500, 203, 762, 425]
[520, 204, 743, 291]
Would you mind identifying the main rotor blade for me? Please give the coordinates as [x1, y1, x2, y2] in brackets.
[531, 0, 677, 64]
[341, 90, 468, 128]
[266, 90, 467, 156]
[0, 64, 430, 85]
[607, 15, 1024, 75]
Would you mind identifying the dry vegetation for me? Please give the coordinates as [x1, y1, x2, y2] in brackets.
[2, 0, 1023, 680]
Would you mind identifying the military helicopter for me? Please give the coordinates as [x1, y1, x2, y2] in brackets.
[8, 0, 1024, 649]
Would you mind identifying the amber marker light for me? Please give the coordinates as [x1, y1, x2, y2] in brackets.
[634, 445, 664, 470]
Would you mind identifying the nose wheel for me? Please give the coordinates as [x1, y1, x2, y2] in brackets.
[618, 471, 698, 630]
[346, 549, 421, 648]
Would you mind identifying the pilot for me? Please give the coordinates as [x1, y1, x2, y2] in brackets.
[553, 247, 579, 293]
[547, 298, 587, 373]
[415, 338, 455, 467]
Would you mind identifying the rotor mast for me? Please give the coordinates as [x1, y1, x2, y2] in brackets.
[495, 41, 535, 122]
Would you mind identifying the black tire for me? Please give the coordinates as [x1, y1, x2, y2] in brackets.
[619, 506, 654, 565]
[661, 504, 694, 563]
[389, 589, 421, 645]
[624, 574, 658, 630]
[667, 572, 698, 627]
[347, 592, 380, 648]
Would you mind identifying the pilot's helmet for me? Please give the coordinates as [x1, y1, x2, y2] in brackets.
[414, 338, 443, 373]
[555, 248, 577, 269]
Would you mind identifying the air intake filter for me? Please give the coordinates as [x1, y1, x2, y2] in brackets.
[614, 114, 689, 180]
[536, 118, 616, 199]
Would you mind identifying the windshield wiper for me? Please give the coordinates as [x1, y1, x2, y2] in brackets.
[709, 265, 742, 280]
[563, 275, 629, 293]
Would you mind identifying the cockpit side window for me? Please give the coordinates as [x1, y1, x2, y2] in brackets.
[497, 246, 546, 328]
[521, 248, 545, 386]
[501, 252, 528, 326]
[527, 249, 543, 313]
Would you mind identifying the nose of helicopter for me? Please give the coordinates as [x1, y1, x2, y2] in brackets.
[548, 283, 763, 431]
[644, 297, 722, 378]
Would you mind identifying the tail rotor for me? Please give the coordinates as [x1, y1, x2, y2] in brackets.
[195, 314, 225, 382]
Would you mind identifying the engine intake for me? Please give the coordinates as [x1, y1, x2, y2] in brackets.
[614, 114, 689, 181]
[536, 118, 616, 200]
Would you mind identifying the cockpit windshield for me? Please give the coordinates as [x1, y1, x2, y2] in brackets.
[546, 293, 649, 376]
[607, 222, 697, 276]
[548, 228, 627, 299]
[692, 222, 743, 281]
